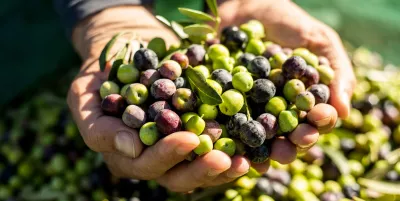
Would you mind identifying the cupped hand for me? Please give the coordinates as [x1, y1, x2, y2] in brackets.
[67, 5, 252, 193]
[217, 0, 355, 170]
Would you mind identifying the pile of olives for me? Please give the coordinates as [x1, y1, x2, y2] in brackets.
[185, 47, 400, 201]
[99, 19, 335, 164]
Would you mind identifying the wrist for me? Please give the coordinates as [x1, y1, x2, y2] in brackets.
[72, 5, 178, 64]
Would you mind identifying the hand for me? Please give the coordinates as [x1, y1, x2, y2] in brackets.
[217, 0, 355, 168]
[68, 6, 252, 193]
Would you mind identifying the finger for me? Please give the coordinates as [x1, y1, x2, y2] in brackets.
[288, 123, 319, 148]
[307, 24, 355, 119]
[67, 71, 144, 156]
[251, 160, 270, 174]
[157, 150, 232, 192]
[307, 103, 338, 133]
[270, 137, 297, 164]
[204, 156, 251, 187]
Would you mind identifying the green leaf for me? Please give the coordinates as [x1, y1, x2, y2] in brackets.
[178, 8, 215, 22]
[358, 178, 400, 195]
[320, 145, 350, 175]
[148, 37, 167, 59]
[183, 24, 215, 36]
[99, 32, 127, 72]
[206, 0, 219, 17]
[108, 43, 128, 81]
[186, 67, 222, 105]
[176, 20, 197, 27]
[155, 15, 171, 27]
[171, 21, 188, 39]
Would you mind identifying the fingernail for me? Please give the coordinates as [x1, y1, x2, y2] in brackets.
[115, 132, 136, 158]
[175, 143, 197, 156]
[314, 116, 332, 127]
[208, 169, 223, 177]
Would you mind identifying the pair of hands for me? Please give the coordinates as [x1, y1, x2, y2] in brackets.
[67, 0, 355, 192]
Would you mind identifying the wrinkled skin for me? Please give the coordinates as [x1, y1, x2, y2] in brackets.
[68, 1, 353, 193]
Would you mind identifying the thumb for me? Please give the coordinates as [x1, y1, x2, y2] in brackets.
[87, 116, 144, 158]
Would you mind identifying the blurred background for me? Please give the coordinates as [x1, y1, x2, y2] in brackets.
[0, 0, 399, 200]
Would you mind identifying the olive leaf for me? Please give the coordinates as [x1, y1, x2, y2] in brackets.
[206, 0, 219, 17]
[171, 21, 188, 39]
[108, 43, 129, 81]
[176, 20, 197, 27]
[155, 15, 171, 27]
[183, 24, 215, 36]
[178, 8, 215, 22]
[148, 37, 167, 59]
[186, 67, 222, 105]
[358, 178, 400, 195]
[99, 32, 127, 72]
[320, 145, 350, 175]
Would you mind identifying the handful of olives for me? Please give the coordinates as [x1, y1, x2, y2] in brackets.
[98, 4, 335, 164]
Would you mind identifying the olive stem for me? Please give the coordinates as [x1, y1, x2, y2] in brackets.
[214, 17, 221, 33]
[241, 92, 252, 120]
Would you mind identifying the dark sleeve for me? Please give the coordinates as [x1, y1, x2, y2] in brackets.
[54, 0, 153, 37]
